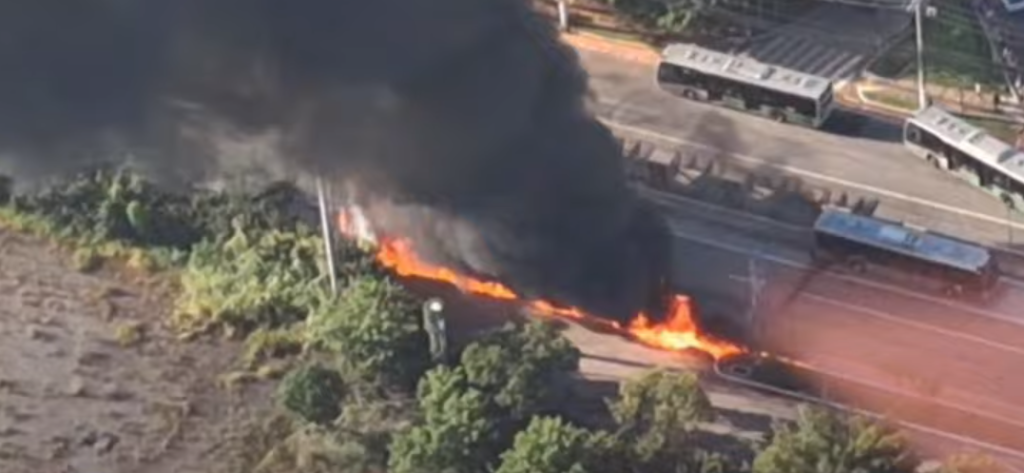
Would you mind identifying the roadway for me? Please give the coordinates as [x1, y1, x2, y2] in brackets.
[559, 46, 1024, 466]
[578, 49, 1024, 252]
[655, 204, 1024, 466]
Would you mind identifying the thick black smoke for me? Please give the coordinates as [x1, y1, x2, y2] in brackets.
[0, 0, 670, 321]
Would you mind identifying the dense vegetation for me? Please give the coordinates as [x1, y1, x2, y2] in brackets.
[0, 169, 995, 472]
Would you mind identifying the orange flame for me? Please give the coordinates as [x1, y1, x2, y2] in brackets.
[628, 296, 744, 359]
[337, 211, 744, 360]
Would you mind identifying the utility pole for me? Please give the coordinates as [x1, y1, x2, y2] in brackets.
[913, 0, 927, 110]
[557, 0, 569, 32]
[730, 254, 767, 344]
[912, 0, 938, 110]
[316, 177, 338, 296]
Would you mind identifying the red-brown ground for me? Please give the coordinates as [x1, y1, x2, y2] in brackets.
[0, 228, 276, 473]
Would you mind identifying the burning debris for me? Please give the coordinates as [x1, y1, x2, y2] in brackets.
[338, 206, 745, 360]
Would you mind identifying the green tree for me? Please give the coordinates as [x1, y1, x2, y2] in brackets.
[174, 226, 327, 331]
[388, 367, 498, 473]
[603, 0, 708, 34]
[608, 369, 717, 472]
[125, 199, 151, 237]
[276, 364, 346, 425]
[306, 275, 429, 390]
[495, 416, 616, 473]
[459, 320, 580, 419]
[753, 406, 918, 473]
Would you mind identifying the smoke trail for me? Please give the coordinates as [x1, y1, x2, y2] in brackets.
[0, 0, 670, 321]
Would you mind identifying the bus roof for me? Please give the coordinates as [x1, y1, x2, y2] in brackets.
[908, 105, 1024, 184]
[813, 209, 991, 273]
[660, 43, 832, 100]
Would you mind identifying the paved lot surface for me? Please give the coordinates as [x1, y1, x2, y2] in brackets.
[578, 48, 1024, 254]
[732, 4, 911, 83]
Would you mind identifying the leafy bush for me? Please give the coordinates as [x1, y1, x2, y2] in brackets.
[459, 320, 581, 419]
[9, 168, 200, 247]
[173, 225, 329, 333]
[495, 416, 615, 473]
[7, 169, 311, 251]
[602, 0, 705, 35]
[277, 364, 347, 425]
[306, 275, 430, 390]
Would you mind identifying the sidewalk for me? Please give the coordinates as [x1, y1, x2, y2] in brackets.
[560, 30, 659, 65]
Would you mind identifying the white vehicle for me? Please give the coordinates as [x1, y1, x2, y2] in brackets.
[655, 43, 836, 128]
[902, 105, 1024, 209]
[1002, 0, 1024, 12]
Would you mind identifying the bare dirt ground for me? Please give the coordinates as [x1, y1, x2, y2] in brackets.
[0, 228, 275, 473]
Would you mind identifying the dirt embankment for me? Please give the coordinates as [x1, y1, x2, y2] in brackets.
[0, 229, 274, 473]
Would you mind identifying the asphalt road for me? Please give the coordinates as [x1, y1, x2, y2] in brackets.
[661, 211, 1024, 463]
[578, 49, 1024, 253]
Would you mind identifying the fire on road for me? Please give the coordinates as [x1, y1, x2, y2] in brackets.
[337, 205, 744, 360]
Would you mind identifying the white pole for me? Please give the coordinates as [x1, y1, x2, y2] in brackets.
[316, 177, 338, 295]
[557, 0, 569, 32]
[914, 0, 928, 110]
[747, 256, 765, 341]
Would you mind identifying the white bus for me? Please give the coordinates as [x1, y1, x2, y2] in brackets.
[655, 43, 836, 128]
[812, 209, 1000, 298]
[902, 105, 1024, 209]
[1002, 0, 1024, 12]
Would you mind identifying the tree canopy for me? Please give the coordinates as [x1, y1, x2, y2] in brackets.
[609, 368, 721, 472]
[459, 320, 581, 420]
[495, 416, 615, 473]
[388, 367, 498, 473]
[276, 363, 346, 425]
[305, 275, 430, 390]
[753, 406, 918, 473]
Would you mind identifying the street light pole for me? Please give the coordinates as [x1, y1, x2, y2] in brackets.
[731, 255, 767, 344]
[422, 298, 448, 363]
[316, 177, 338, 296]
[914, 0, 928, 110]
[557, 0, 569, 32]
[747, 256, 766, 341]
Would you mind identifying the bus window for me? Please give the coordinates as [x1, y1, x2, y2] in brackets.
[907, 122, 946, 153]
[1010, 178, 1024, 197]
[657, 63, 686, 84]
[818, 88, 833, 117]
[905, 122, 923, 144]
[992, 167, 1010, 188]
[790, 95, 817, 117]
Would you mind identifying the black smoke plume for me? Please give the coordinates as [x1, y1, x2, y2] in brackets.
[0, 0, 670, 322]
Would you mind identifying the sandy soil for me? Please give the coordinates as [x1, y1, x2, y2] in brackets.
[0, 228, 275, 473]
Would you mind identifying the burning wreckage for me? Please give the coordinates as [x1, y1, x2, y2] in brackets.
[0, 0, 747, 365]
[336, 200, 745, 361]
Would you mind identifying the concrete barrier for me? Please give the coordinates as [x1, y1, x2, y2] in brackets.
[622, 134, 1024, 282]
[635, 185, 813, 249]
